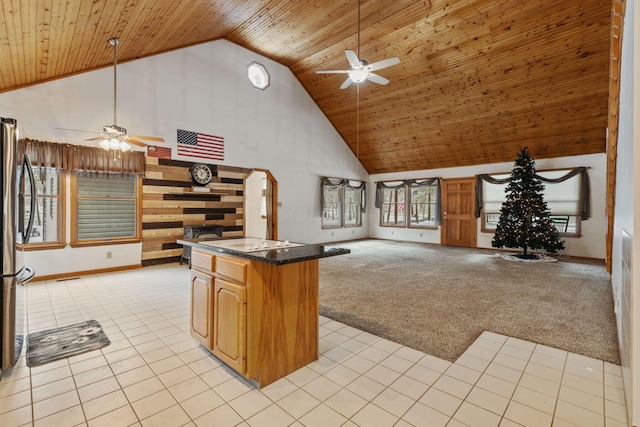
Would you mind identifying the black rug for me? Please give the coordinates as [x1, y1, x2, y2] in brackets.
[26, 319, 110, 367]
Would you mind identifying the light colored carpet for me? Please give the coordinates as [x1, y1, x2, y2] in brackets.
[319, 239, 620, 364]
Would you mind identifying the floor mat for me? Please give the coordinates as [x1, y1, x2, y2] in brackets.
[26, 319, 110, 367]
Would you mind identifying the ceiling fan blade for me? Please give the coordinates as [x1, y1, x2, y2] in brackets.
[84, 135, 109, 141]
[121, 136, 148, 147]
[345, 50, 361, 68]
[55, 127, 101, 134]
[367, 73, 390, 85]
[129, 134, 165, 142]
[367, 57, 401, 72]
[316, 70, 350, 74]
[340, 77, 353, 90]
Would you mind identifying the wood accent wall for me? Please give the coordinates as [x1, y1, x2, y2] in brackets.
[142, 157, 251, 266]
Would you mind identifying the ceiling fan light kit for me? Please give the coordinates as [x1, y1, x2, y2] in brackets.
[348, 69, 368, 83]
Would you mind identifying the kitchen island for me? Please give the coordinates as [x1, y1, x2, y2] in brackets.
[177, 237, 349, 387]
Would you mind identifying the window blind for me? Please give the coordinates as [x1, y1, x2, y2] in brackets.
[76, 175, 137, 240]
[539, 170, 581, 215]
[482, 174, 509, 214]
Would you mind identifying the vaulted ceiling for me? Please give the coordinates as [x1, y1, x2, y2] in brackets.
[0, 0, 612, 174]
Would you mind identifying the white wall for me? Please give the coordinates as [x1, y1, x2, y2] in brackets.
[612, 0, 637, 423]
[0, 40, 369, 276]
[369, 153, 607, 259]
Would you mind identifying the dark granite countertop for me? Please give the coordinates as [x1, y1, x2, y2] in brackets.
[177, 238, 350, 265]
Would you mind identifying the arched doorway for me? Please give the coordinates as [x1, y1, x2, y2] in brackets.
[244, 169, 278, 240]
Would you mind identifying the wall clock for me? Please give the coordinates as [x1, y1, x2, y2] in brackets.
[189, 164, 212, 185]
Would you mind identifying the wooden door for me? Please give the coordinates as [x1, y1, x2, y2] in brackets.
[213, 278, 247, 374]
[441, 178, 477, 248]
[190, 270, 214, 349]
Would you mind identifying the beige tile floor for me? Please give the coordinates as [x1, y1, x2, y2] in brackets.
[0, 264, 629, 427]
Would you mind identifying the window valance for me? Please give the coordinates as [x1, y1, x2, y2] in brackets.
[374, 178, 439, 208]
[475, 167, 590, 220]
[321, 177, 366, 213]
[18, 139, 146, 175]
[375, 178, 441, 224]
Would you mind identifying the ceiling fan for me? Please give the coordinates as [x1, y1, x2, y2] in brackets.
[316, 0, 400, 89]
[57, 37, 165, 152]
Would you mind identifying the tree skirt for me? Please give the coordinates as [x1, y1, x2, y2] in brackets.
[26, 319, 110, 367]
[494, 252, 558, 263]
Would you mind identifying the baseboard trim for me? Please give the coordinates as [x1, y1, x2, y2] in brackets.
[31, 264, 142, 282]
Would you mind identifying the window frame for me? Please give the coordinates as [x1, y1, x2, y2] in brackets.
[407, 183, 439, 230]
[379, 182, 439, 229]
[20, 167, 66, 251]
[321, 180, 364, 229]
[321, 185, 343, 229]
[481, 213, 582, 238]
[479, 168, 583, 238]
[343, 186, 363, 228]
[379, 187, 406, 228]
[70, 173, 143, 247]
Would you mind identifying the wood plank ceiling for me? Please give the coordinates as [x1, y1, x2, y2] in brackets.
[0, 0, 612, 174]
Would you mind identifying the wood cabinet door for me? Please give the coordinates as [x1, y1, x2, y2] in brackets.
[441, 177, 477, 248]
[190, 270, 214, 349]
[213, 278, 247, 374]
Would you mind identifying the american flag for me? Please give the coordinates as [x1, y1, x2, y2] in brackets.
[398, 203, 405, 211]
[177, 129, 224, 161]
[147, 145, 171, 159]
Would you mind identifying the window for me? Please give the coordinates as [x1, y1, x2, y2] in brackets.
[321, 178, 364, 228]
[247, 62, 270, 90]
[322, 186, 342, 228]
[380, 187, 406, 227]
[22, 168, 65, 249]
[378, 179, 439, 228]
[71, 173, 141, 245]
[479, 169, 585, 237]
[344, 187, 363, 226]
[408, 183, 438, 228]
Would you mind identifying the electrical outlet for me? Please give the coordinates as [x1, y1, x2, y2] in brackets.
[420, 233, 423, 237]
[352, 230, 355, 234]
[331, 232, 334, 236]
[106, 251, 112, 259]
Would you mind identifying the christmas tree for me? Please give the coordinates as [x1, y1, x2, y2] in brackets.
[491, 148, 564, 259]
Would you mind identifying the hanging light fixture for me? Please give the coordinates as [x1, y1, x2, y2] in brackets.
[100, 37, 132, 157]
[56, 37, 166, 156]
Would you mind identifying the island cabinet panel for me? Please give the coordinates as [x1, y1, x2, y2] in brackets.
[192, 250, 216, 271]
[185, 246, 334, 388]
[216, 256, 247, 283]
[190, 270, 214, 349]
[213, 278, 247, 374]
[246, 259, 319, 387]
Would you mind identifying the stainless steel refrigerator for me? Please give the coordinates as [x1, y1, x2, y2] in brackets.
[1, 117, 36, 373]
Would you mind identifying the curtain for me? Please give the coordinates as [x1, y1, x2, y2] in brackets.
[320, 177, 366, 214]
[17, 138, 146, 176]
[375, 178, 441, 224]
[475, 167, 590, 220]
[67, 145, 145, 175]
[17, 139, 69, 183]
